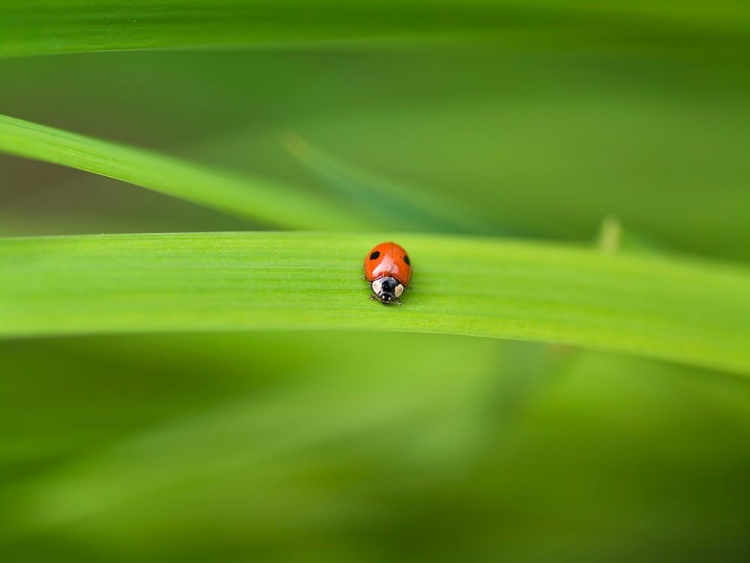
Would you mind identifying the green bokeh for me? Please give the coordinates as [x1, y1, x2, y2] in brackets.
[1, 1, 749, 561]
[2, 334, 750, 561]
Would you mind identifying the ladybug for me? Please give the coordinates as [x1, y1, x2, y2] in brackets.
[364, 242, 412, 305]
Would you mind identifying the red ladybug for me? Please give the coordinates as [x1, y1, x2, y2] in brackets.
[364, 242, 412, 304]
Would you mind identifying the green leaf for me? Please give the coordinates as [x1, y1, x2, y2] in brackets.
[0, 0, 493, 57]
[2, 0, 747, 58]
[0, 114, 359, 230]
[1, 232, 748, 375]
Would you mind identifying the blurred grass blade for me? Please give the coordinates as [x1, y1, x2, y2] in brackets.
[0, 114, 361, 230]
[1, 333, 497, 540]
[2, 0, 748, 58]
[284, 134, 503, 235]
[1, 232, 748, 375]
[596, 216, 665, 255]
[0, 0, 501, 57]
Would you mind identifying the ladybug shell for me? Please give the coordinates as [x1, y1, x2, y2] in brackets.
[364, 242, 412, 286]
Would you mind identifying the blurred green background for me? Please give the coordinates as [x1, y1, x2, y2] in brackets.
[1, 1, 750, 561]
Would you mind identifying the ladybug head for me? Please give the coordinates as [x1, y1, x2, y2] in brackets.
[371, 276, 404, 304]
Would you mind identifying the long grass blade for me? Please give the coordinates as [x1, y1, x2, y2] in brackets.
[1, 232, 748, 375]
[0, 114, 360, 230]
[2, 0, 747, 58]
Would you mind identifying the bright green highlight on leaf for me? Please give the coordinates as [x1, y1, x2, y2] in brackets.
[1, 232, 748, 375]
[0, 114, 359, 230]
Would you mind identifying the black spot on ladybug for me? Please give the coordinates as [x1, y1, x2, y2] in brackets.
[370, 251, 380, 260]
[403, 255, 410, 265]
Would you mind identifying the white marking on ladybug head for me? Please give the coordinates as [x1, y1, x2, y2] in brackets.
[370, 277, 404, 304]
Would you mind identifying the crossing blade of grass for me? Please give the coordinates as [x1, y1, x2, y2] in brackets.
[0, 114, 360, 230]
[1, 232, 748, 375]
[283, 134, 503, 235]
